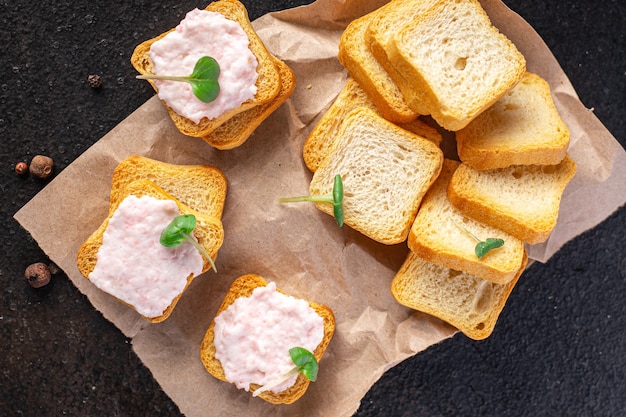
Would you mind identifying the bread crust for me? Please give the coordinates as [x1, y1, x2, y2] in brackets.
[447, 156, 577, 244]
[199, 274, 335, 404]
[77, 180, 225, 323]
[310, 107, 443, 245]
[131, 0, 282, 138]
[456, 72, 570, 169]
[201, 57, 296, 150]
[337, 4, 418, 123]
[386, 0, 526, 131]
[110, 156, 227, 219]
[408, 159, 526, 284]
[391, 250, 527, 340]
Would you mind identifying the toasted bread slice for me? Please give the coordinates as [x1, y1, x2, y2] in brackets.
[309, 107, 443, 245]
[201, 57, 296, 150]
[456, 72, 570, 169]
[364, 0, 439, 116]
[337, 5, 418, 123]
[408, 159, 526, 284]
[447, 156, 577, 244]
[391, 250, 527, 340]
[77, 180, 225, 323]
[110, 156, 227, 219]
[131, 0, 281, 138]
[200, 274, 335, 404]
[386, 0, 526, 131]
[303, 78, 442, 173]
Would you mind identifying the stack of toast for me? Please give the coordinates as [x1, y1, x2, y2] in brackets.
[77, 156, 227, 323]
[131, 0, 296, 150]
[304, 0, 576, 339]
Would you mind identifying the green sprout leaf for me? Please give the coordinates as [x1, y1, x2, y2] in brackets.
[289, 347, 319, 382]
[278, 174, 344, 227]
[136, 56, 220, 103]
[452, 220, 505, 259]
[160, 214, 217, 272]
[252, 347, 319, 397]
[475, 237, 505, 259]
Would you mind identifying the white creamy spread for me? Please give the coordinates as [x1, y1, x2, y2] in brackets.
[149, 8, 259, 123]
[89, 195, 204, 319]
[213, 282, 325, 393]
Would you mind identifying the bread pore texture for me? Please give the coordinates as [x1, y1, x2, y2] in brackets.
[387, 0, 526, 131]
[456, 72, 571, 169]
[447, 156, 577, 244]
[392, 250, 527, 340]
[309, 107, 443, 245]
[408, 159, 526, 284]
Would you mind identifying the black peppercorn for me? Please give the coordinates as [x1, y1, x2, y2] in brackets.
[88, 74, 103, 88]
[29, 155, 54, 179]
[24, 262, 51, 288]
[15, 161, 28, 175]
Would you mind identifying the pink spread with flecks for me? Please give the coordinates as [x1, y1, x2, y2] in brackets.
[149, 9, 259, 123]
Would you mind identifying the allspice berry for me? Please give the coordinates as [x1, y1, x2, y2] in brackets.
[24, 262, 51, 288]
[15, 161, 28, 175]
[88, 74, 103, 88]
[29, 155, 54, 179]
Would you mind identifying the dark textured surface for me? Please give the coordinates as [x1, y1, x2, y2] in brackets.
[1, 0, 624, 416]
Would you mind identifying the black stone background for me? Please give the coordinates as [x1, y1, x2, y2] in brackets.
[1, 0, 624, 416]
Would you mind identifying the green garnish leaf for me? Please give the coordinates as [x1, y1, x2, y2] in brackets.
[252, 347, 319, 397]
[160, 214, 217, 273]
[289, 346, 319, 382]
[451, 219, 505, 259]
[278, 174, 344, 227]
[475, 237, 505, 259]
[136, 56, 220, 103]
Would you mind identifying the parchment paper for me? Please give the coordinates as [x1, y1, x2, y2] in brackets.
[14, 0, 626, 416]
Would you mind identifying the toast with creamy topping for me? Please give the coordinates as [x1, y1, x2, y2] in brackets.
[456, 72, 570, 169]
[110, 155, 227, 220]
[131, 0, 284, 141]
[408, 159, 526, 284]
[303, 77, 442, 173]
[309, 107, 443, 244]
[447, 156, 577, 244]
[77, 179, 225, 323]
[200, 274, 335, 404]
[391, 250, 527, 340]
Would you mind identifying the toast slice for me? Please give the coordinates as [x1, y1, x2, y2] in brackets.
[201, 57, 296, 150]
[408, 159, 526, 284]
[77, 180, 225, 323]
[364, 0, 439, 116]
[337, 4, 418, 123]
[131, 0, 282, 138]
[391, 250, 527, 340]
[386, 0, 526, 131]
[309, 107, 443, 245]
[447, 156, 577, 244]
[200, 274, 335, 404]
[303, 78, 442, 172]
[456, 72, 570, 169]
[110, 156, 227, 220]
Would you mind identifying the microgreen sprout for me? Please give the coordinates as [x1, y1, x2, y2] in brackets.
[137, 56, 220, 103]
[452, 219, 505, 259]
[160, 214, 217, 272]
[278, 174, 344, 227]
[252, 347, 318, 397]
